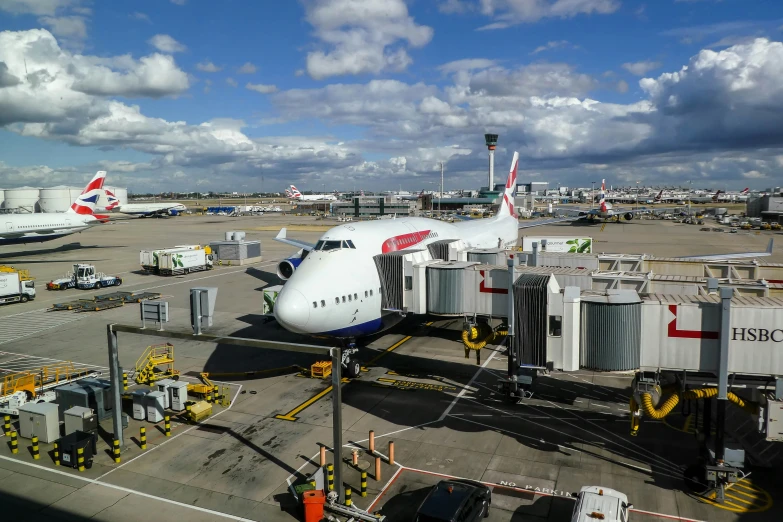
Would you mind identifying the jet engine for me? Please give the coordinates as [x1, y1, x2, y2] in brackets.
[277, 249, 307, 280]
[169, 209, 179, 216]
[624, 212, 634, 221]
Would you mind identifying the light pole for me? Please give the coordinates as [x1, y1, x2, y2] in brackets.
[636, 181, 640, 210]
[439, 162, 444, 215]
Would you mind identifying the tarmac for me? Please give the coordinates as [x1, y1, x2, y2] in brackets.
[0, 213, 780, 521]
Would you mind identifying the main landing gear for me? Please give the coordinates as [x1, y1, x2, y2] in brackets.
[340, 339, 361, 379]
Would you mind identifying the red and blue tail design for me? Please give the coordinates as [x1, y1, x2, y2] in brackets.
[68, 171, 107, 215]
[103, 189, 120, 210]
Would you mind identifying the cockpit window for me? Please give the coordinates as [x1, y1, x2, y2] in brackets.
[315, 240, 342, 251]
[346, 240, 356, 249]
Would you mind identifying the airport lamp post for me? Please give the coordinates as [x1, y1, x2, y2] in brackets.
[636, 181, 640, 210]
[439, 162, 444, 215]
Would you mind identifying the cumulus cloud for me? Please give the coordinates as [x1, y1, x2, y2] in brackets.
[148, 34, 186, 53]
[622, 60, 662, 76]
[246, 82, 277, 94]
[0, 62, 21, 87]
[616, 79, 628, 93]
[225, 77, 237, 87]
[437, 58, 498, 74]
[4, 28, 783, 191]
[438, 0, 473, 13]
[38, 15, 87, 40]
[0, 0, 79, 16]
[530, 40, 572, 54]
[170, 0, 186, 5]
[303, 0, 433, 79]
[130, 12, 151, 23]
[477, 0, 620, 30]
[196, 61, 221, 72]
[237, 62, 257, 74]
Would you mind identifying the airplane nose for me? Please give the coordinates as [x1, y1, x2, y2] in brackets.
[274, 288, 310, 331]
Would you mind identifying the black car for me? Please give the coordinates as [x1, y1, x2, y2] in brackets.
[414, 480, 491, 522]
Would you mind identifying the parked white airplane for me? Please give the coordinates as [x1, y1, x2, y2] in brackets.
[272, 152, 559, 376]
[287, 185, 337, 201]
[103, 191, 186, 216]
[0, 171, 109, 245]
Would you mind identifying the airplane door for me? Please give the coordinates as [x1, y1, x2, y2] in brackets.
[5, 222, 13, 232]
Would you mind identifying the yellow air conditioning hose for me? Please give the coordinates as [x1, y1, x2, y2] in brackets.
[461, 325, 508, 351]
[637, 387, 759, 421]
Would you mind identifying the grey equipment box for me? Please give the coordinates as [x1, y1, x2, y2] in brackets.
[19, 402, 60, 443]
[131, 390, 148, 420]
[54, 382, 113, 422]
[155, 379, 175, 409]
[169, 381, 189, 411]
[146, 391, 165, 423]
[64, 406, 97, 436]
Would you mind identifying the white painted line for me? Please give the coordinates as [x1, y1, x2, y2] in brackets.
[438, 342, 500, 421]
[0, 454, 257, 521]
[592, 404, 610, 409]
[367, 465, 404, 512]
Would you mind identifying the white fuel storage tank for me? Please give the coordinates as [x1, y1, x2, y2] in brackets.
[39, 186, 74, 213]
[4, 187, 40, 213]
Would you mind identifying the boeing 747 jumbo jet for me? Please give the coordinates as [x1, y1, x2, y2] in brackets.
[103, 191, 186, 216]
[0, 171, 109, 245]
[272, 152, 561, 376]
[287, 185, 337, 201]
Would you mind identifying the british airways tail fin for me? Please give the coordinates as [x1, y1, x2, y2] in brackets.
[103, 189, 120, 211]
[497, 152, 518, 218]
[67, 171, 107, 215]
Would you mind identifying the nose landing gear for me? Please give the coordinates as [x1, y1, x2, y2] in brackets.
[340, 339, 361, 379]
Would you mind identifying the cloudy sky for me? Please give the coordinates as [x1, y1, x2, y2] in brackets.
[1, 0, 783, 193]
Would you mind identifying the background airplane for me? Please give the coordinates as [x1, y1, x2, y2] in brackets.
[0, 171, 109, 245]
[104, 191, 186, 216]
[287, 185, 337, 201]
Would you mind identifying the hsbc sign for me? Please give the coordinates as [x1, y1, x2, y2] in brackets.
[732, 328, 783, 343]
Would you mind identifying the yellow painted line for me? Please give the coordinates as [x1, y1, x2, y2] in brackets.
[700, 479, 773, 514]
[724, 493, 759, 506]
[276, 322, 431, 422]
[732, 482, 764, 495]
[274, 378, 350, 422]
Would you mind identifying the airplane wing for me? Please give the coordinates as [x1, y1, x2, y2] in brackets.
[274, 228, 317, 251]
[676, 239, 773, 260]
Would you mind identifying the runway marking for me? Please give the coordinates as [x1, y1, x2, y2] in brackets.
[699, 477, 773, 514]
[274, 378, 350, 422]
[275, 322, 430, 422]
[376, 378, 456, 392]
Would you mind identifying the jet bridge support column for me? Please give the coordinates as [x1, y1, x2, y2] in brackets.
[331, 347, 344, 504]
[107, 325, 124, 449]
[505, 255, 520, 397]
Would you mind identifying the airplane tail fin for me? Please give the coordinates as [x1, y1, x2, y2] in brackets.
[654, 190, 663, 201]
[497, 152, 518, 218]
[290, 185, 303, 199]
[599, 179, 607, 212]
[712, 190, 723, 202]
[741, 187, 749, 195]
[67, 171, 107, 215]
[103, 189, 120, 211]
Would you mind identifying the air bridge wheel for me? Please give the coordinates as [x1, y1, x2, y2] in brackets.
[346, 359, 361, 379]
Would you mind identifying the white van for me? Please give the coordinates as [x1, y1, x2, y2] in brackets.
[571, 486, 632, 521]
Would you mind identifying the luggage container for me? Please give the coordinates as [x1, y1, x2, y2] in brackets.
[19, 402, 59, 443]
[146, 391, 165, 422]
[131, 390, 148, 420]
[59, 431, 97, 470]
[63, 406, 97, 436]
[169, 381, 189, 412]
[188, 400, 212, 422]
[155, 378, 175, 409]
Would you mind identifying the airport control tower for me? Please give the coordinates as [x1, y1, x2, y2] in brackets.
[485, 133, 498, 191]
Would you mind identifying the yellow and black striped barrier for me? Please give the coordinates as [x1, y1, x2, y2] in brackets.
[9, 431, 17, 454]
[53, 441, 60, 466]
[326, 463, 334, 491]
[77, 447, 85, 472]
[122, 372, 128, 391]
[112, 439, 120, 463]
[140, 427, 147, 449]
[361, 471, 367, 497]
[164, 415, 171, 437]
[345, 486, 352, 507]
[3, 415, 10, 436]
[31, 436, 39, 460]
[205, 388, 212, 403]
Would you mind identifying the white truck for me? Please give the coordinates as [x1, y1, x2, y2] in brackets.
[0, 272, 36, 304]
[571, 486, 632, 522]
[158, 248, 214, 275]
[140, 245, 203, 273]
[522, 236, 592, 254]
[47, 264, 122, 290]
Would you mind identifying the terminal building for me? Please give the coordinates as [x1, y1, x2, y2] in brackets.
[746, 195, 783, 223]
